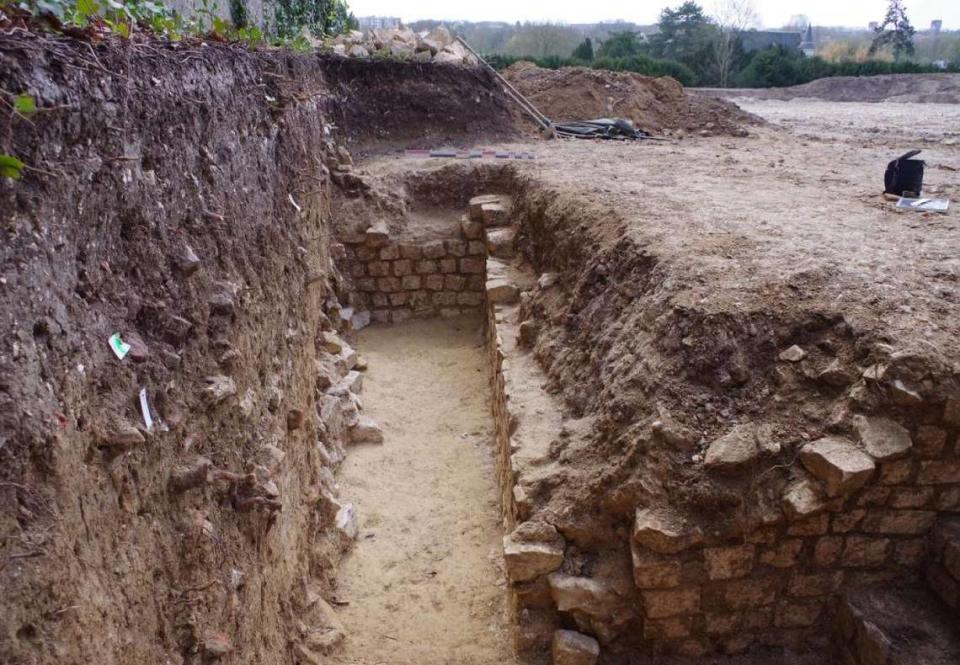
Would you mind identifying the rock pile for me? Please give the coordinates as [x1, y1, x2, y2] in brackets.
[328, 26, 479, 67]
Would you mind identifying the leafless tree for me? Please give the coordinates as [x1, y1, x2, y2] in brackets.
[711, 0, 760, 87]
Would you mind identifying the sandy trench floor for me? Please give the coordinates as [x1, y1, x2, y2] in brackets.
[331, 316, 519, 665]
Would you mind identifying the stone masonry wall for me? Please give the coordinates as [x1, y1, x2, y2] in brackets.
[624, 405, 960, 656]
[482, 187, 960, 661]
[336, 222, 488, 324]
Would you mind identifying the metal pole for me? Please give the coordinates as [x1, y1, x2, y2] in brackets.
[456, 36, 553, 133]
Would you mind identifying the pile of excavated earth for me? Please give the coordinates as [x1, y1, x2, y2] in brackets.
[503, 61, 757, 136]
[3, 21, 960, 665]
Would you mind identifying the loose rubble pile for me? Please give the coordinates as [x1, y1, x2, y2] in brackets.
[327, 25, 479, 67]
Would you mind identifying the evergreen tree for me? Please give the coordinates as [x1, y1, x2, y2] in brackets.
[597, 31, 642, 58]
[647, 2, 718, 79]
[870, 0, 916, 60]
[572, 37, 594, 61]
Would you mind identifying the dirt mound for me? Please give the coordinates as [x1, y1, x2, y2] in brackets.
[503, 61, 757, 136]
[698, 73, 960, 103]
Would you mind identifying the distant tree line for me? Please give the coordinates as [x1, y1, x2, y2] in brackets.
[474, 0, 959, 88]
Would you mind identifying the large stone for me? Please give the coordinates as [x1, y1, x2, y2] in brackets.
[631, 543, 682, 589]
[800, 437, 875, 497]
[782, 478, 827, 520]
[486, 227, 517, 259]
[468, 194, 502, 222]
[944, 399, 960, 427]
[176, 244, 201, 275]
[818, 359, 857, 387]
[101, 423, 145, 449]
[364, 222, 390, 247]
[547, 574, 619, 617]
[634, 507, 700, 554]
[641, 587, 700, 618]
[503, 528, 564, 582]
[348, 416, 384, 444]
[704, 423, 779, 472]
[486, 279, 520, 304]
[460, 216, 484, 240]
[203, 631, 232, 657]
[203, 375, 237, 406]
[852, 415, 912, 461]
[703, 544, 755, 580]
[335, 502, 359, 540]
[779, 345, 806, 362]
[320, 331, 344, 354]
[552, 630, 599, 665]
[481, 202, 510, 227]
[426, 25, 453, 47]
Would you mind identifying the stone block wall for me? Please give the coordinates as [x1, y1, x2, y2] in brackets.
[337, 223, 488, 323]
[927, 517, 960, 619]
[627, 408, 960, 656]
[486, 274, 960, 659]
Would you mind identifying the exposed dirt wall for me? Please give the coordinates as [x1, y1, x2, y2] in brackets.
[0, 35, 515, 665]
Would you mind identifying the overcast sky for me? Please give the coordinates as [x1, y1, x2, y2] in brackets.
[349, 1, 958, 29]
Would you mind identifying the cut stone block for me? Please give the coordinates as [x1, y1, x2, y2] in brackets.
[853, 415, 912, 461]
[364, 222, 390, 247]
[468, 194, 501, 222]
[486, 227, 517, 259]
[641, 587, 700, 618]
[631, 542, 682, 589]
[486, 279, 520, 304]
[460, 215, 484, 240]
[800, 436, 875, 497]
[634, 507, 701, 554]
[703, 544, 755, 580]
[547, 574, 618, 617]
[481, 202, 509, 227]
[552, 630, 599, 665]
[503, 531, 564, 582]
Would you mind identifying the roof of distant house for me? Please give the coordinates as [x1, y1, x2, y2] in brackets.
[738, 29, 803, 52]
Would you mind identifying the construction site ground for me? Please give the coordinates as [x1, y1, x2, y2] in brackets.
[362, 98, 960, 360]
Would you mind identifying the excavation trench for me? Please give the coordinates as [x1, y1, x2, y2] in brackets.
[330, 161, 960, 665]
[333, 316, 517, 664]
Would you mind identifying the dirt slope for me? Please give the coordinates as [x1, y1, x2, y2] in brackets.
[503, 61, 757, 136]
[697, 73, 960, 103]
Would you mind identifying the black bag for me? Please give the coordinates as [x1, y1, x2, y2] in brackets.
[884, 150, 924, 196]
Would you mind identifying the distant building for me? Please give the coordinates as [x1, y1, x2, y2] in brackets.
[738, 30, 803, 53]
[358, 16, 401, 30]
[799, 24, 816, 57]
[930, 20, 943, 34]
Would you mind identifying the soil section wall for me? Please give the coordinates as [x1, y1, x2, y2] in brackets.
[0, 36, 516, 665]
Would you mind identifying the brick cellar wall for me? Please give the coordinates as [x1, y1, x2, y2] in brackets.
[336, 221, 488, 324]
[487, 282, 960, 657]
[625, 413, 960, 656]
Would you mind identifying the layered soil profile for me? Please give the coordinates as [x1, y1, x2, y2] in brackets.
[0, 34, 515, 665]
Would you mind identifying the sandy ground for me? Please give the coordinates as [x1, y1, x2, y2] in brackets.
[331, 316, 518, 665]
[369, 98, 960, 362]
